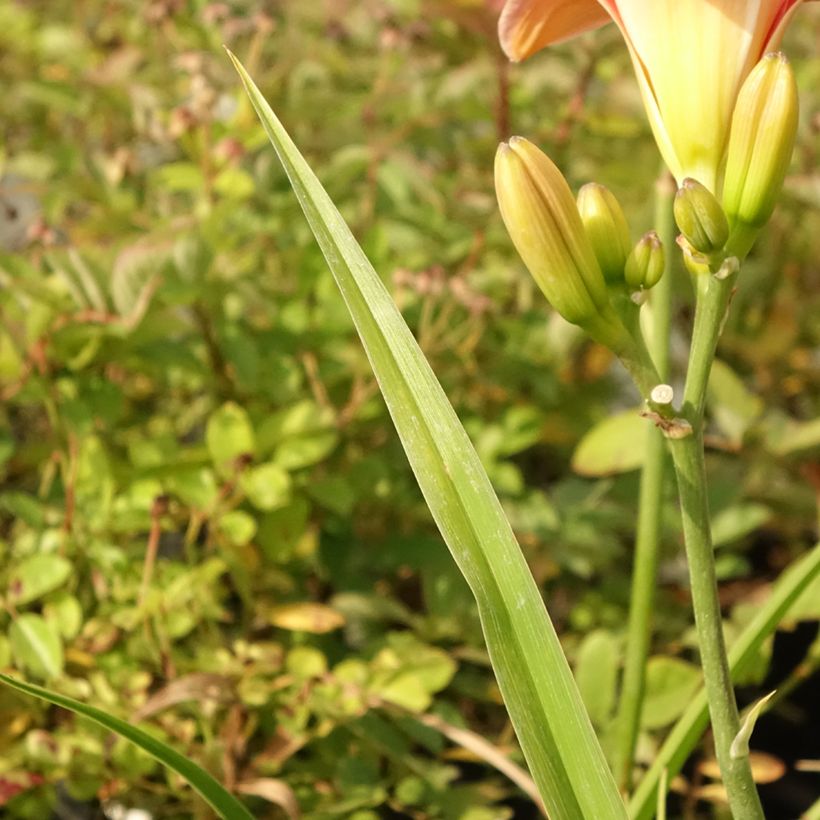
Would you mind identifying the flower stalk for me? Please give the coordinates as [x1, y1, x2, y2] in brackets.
[612, 171, 675, 791]
[495, 7, 807, 816]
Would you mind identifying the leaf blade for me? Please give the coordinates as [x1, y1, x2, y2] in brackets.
[228, 50, 625, 820]
[0, 673, 254, 820]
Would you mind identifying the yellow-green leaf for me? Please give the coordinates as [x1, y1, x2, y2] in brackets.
[9, 614, 63, 680]
[8, 554, 72, 606]
[270, 603, 345, 634]
[572, 409, 648, 477]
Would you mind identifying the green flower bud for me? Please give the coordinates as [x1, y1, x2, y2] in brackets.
[577, 183, 632, 284]
[722, 52, 799, 255]
[624, 232, 665, 291]
[495, 137, 610, 325]
[674, 178, 729, 255]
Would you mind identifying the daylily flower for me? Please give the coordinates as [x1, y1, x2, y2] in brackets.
[498, 1, 814, 191]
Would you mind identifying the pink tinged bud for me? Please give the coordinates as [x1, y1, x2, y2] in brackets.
[625, 231, 665, 291]
[577, 183, 632, 284]
[722, 52, 799, 252]
[495, 137, 611, 325]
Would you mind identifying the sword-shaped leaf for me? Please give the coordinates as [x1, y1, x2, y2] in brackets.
[227, 51, 625, 820]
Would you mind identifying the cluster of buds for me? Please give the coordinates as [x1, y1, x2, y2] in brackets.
[494, 52, 799, 396]
[494, 137, 613, 329]
[495, 137, 666, 331]
[576, 182, 665, 301]
[495, 137, 666, 394]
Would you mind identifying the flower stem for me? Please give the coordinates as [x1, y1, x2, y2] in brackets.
[668, 271, 764, 820]
[613, 172, 675, 791]
[681, 272, 735, 416]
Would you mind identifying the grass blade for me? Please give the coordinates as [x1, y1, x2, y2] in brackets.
[0, 673, 254, 820]
[629, 542, 820, 819]
[227, 51, 626, 819]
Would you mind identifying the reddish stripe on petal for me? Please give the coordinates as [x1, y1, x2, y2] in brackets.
[762, 0, 811, 50]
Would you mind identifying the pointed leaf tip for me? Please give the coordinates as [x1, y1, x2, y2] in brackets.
[731, 690, 776, 760]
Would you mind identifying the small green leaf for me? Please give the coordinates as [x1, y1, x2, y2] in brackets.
[641, 657, 701, 729]
[712, 503, 771, 548]
[0, 492, 45, 528]
[309, 475, 356, 516]
[274, 431, 338, 471]
[218, 510, 257, 547]
[0, 672, 254, 820]
[213, 167, 256, 200]
[240, 461, 291, 511]
[9, 614, 64, 680]
[270, 602, 345, 634]
[256, 399, 335, 451]
[285, 646, 328, 679]
[167, 467, 218, 509]
[370, 635, 457, 712]
[707, 359, 764, 446]
[575, 630, 619, 728]
[763, 413, 820, 457]
[206, 402, 255, 471]
[7, 554, 72, 606]
[572, 410, 647, 477]
[43, 593, 83, 640]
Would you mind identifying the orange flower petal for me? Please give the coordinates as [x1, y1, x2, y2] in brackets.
[498, 0, 612, 61]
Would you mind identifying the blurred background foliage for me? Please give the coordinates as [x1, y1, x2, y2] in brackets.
[0, 1, 818, 817]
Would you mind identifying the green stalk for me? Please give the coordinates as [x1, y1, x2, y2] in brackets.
[666, 270, 764, 820]
[628, 541, 820, 819]
[680, 272, 736, 419]
[613, 172, 675, 790]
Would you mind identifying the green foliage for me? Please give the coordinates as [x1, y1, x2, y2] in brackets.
[0, 673, 255, 820]
[0, 1, 818, 817]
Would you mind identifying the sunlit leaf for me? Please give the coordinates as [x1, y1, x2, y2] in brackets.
[571, 409, 647, 476]
[270, 603, 346, 634]
[228, 50, 626, 820]
[9, 615, 63, 681]
[7, 554, 72, 606]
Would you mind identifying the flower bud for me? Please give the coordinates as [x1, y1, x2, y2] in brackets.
[577, 183, 631, 284]
[624, 232, 665, 291]
[674, 178, 729, 255]
[722, 53, 799, 253]
[495, 137, 610, 325]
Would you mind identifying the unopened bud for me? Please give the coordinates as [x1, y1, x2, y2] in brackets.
[674, 178, 729, 255]
[495, 137, 611, 325]
[723, 52, 799, 255]
[577, 183, 632, 284]
[624, 232, 665, 291]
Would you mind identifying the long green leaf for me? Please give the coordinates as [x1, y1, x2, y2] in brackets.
[629, 541, 820, 819]
[0, 673, 254, 820]
[227, 51, 626, 820]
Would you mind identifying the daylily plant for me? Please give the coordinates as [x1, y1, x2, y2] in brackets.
[499, 0, 814, 191]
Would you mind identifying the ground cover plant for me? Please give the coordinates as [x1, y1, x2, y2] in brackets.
[0, 1, 819, 818]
